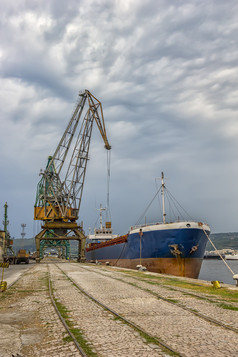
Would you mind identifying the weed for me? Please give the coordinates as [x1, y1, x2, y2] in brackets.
[166, 298, 179, 304]
[51, 288, 97, 357]
[218, 303, 238, 311]
[70, 328, 97, 357]
[63, 335, 73, 343]
[113, 311, 178, 356]
[118, 270, 238, 303]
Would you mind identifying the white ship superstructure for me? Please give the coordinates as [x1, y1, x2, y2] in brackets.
[87, 205, 118, 244]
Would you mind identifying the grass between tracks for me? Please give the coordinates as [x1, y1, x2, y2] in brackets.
[113, 315, 179, 356]
[59, 266, 179, 356]
[54, 298, 97, 356]
[0, 273, 48, 306]
[49, 282, 97, 357]
[0, 289, 14, 305]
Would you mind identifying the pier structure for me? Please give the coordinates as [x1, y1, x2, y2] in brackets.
[0, 259, 237, 357]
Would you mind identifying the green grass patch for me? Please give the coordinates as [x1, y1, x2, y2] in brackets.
[54, 299, 73, 327]
[13, 289, 47, 293]
[0, 290, 14, 300]
[51, 288, 97, 357]
[166, 298, 179, 304]
[0, 288, 30, 301]
[163, 280, 238, 302]
[70, 328, 97, 357]
[61, 267, 180, 355]
[113, 316, 121, 321]
[113, 312, 178, 356]
[218, 303, 238, 311]
[63, 335, 73, 343]
[39, 274, 49, 288]
[137, 330, 178, 356]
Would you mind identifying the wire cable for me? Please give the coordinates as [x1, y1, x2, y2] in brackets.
[112, 241, 127, 266]
[106, 150, 111, 222]
[165, 188, 194, 221]
[135, 186, 162, 225]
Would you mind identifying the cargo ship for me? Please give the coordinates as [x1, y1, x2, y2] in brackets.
[86, 173, 210, 279]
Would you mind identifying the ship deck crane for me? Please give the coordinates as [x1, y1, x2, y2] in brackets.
[34, 90, 111, 262]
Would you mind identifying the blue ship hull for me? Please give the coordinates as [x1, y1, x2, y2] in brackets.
[86, 222, 210, 278]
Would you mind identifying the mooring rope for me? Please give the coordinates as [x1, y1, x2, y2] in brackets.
[113, 241, 127, 266]
[202, 226, 235, 276]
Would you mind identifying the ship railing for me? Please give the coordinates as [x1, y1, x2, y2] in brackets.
[130, 222, 163, 230]
[130, 220, 205, 231]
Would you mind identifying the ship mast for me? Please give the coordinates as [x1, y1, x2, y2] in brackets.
[98, 204, 106, 230]
[161, 172, 166, 224]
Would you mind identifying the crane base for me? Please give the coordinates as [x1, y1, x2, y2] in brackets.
[35, 221, 86, 263]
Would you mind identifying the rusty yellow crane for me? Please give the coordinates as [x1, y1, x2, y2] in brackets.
[34, 90, 111, 262]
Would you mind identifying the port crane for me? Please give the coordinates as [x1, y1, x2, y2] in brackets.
[34, 90, 111, 262]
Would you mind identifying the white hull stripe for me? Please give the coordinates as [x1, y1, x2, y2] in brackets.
[130, 221, 210, 234]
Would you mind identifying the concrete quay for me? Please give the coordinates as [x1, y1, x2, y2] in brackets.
[63, 263, 238, 357]
[0, 260, 237, 357]
[0, 264, 81, 357]
[50, 263, 165, 356]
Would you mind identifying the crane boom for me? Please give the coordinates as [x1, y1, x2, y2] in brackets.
[34, 90, 111, 222]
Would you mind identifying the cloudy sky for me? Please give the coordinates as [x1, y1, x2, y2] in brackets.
[1, 0, 238, 239]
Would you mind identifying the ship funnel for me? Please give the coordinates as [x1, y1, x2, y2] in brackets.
[106, 222, 111, 229]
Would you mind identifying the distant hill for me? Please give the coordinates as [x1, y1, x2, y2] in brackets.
[12, 238, 78, 254]
[12, 238, 35, 253]
[11, 232, 238, 253]
[206, 232, 238, 251]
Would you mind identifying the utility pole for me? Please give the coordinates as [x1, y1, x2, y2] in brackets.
[2, 202, 14, 256]
[21, 224, 26, 249]
[3, 203, 9, 255]
[21, 224, 26, 239]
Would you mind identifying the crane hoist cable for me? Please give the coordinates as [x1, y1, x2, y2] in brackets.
[106, 150, 111, 222]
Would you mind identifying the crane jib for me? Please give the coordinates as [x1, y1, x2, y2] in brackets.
[34, 90, 111, 222]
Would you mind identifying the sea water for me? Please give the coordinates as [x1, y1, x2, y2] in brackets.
[199, 259, 238, 285]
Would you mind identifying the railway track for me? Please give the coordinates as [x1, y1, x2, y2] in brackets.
[127, 271, 238, 307]
[56, 262, 238, 356]
[48, 265, 87, 357]
[1, 263, 84, 356]
[2, 261, 237, 356]
[76, 264, 238, 334]
[49, 263, 183, 356]
[7, 266, 35, 289]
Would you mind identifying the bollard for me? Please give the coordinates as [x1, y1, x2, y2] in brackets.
[233, 274, 238, 287]
[0, 262, 9, 292]
[211, 280, 221, 289]
[0, 281, 7, 292]
[136, 264, 147, 272]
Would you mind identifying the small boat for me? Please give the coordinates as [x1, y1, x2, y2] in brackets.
[225, 254, 238, 260]
[204, 252, 225, 260]
[86, 173, 210, 279]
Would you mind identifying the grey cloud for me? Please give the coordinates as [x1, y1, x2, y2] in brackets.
[1, 0, 238, 237]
